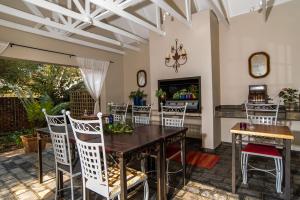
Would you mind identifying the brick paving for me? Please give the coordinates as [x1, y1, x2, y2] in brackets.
[0, 141, 300, 199]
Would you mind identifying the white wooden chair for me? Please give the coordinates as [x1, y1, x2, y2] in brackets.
[132, 105, 152, 125]
[142, 103, 187, 190]
[42, 109, 81, 200]
[66, 112, 149, 200]
[111, 103, 128, 123]
[242, 102, 282, 193]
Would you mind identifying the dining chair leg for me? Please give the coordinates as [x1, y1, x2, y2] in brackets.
[70, 176, 74, 200]
[55, 168, 58, 200]
[82, 178, 86, 200]
[144, 180, 149, 200]
[166, 159, 170, 193]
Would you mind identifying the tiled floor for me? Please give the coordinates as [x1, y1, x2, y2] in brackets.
[0, 141, 300, 200]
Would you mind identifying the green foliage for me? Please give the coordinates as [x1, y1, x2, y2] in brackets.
[0, 129, 31, 147]
[13, 87, 69, 129]
[279, 88, 299, 103]
[129, 89, 147, 99]
[0, 59, 82, 104]
[155, 88, 166, 99]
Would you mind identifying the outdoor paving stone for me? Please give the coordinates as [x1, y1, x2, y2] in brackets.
[16, 191, 38, 200]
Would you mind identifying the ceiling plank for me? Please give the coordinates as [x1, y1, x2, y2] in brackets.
[0, 19, 125, 54]
[90, 0, 165, 36]
[150, 0, 191, 27]
[206, 0, 229, 27]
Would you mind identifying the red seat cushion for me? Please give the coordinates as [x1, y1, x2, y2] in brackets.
[242, 143, 281, 157]
[166, 144, 181, 159]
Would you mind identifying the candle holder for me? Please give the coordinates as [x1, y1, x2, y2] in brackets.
[165, 39, 187, 72]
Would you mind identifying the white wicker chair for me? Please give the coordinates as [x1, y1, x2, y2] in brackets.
[111, 103, 128, 123]
[66, 112, 149, 200]
[242, 102, 282, 193]
[132, 105, 152, 125]
[42, 109, 81, 200]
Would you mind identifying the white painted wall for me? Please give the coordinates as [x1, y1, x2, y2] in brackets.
[219, 0, 300, 149]
[149, 10, 220, 149]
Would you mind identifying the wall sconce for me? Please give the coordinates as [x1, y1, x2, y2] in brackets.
[165, 39, 187, 73]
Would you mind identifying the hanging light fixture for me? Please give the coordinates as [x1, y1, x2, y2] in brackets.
[165, 39, 187, 73]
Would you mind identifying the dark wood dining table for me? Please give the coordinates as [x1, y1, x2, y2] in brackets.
[36, 124, 188, 200]
[230, 123, 294, 200]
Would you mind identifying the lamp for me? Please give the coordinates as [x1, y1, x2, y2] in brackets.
[165, 39, 187, 72]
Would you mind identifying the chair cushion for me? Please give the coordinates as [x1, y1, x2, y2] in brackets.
[108, 166, 147, 198]
[166, 144, 181, 159]
[242, 143, 281, 157]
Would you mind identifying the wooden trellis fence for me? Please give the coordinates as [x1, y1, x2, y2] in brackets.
[0, 97, 29, 134]
[70, 90, 97, 119]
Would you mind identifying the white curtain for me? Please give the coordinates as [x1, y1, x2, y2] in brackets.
[0, 41, 9, 55]
[76, 57, 109, 114]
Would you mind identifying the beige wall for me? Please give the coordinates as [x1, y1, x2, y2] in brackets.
[0, 26, 124, 113]
[149, 10, 220, 149]
[123, 44, 151, 104]
[219, 0, 300, 143]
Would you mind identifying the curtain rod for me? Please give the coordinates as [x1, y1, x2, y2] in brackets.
[9, 43, 114, 63]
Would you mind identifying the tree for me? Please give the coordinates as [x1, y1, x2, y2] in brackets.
[0, 59, 83, 104]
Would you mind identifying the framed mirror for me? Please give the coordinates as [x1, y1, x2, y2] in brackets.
[248, 52, 270, 78]
[137, 70, 147, 87]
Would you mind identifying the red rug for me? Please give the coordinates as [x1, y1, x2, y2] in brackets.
[172, 150, 220, 169]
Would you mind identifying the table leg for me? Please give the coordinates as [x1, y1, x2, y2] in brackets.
[37, 133, 43, 184]
[232, 133, 236, 194]
[284, 139, 291, 200]
[157, 141, 162, 200]
[182, 132, 186, 186]
[161, 140, 166, 200]
[119, 154, 127, 200]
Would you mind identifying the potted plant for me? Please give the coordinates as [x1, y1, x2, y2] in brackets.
[129, 89, 147, 106]
[14, 88, 69, 153]
[155, 88, 167, 103]
[279, 88, 299, 111]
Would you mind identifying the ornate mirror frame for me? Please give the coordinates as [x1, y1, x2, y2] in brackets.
[137, 70, 147, 87]
[248, 52, 270, 78]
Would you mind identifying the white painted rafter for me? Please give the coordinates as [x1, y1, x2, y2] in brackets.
[185, 0, 192, 23]
[23, 0, 147, 44]
[23, 2, 53, 32]
[206, 0, 229, 27]
[90, 0, 165, 36]
[155, 5, 161, 29]
[0, 19, 124, 54]
[73, 0, 85, 15]
[150, 0, 191, 27]
[0, 4, 126, 46]
[94, 0, 143, 21]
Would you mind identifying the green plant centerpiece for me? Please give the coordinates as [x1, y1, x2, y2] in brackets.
[104, 122, 133, 134]
[155, 88, 167, 103]
[129, 88, 147, 106]
[279, 88, 299, 111]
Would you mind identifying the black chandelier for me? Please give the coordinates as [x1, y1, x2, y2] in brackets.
[165, 39, 187, 73]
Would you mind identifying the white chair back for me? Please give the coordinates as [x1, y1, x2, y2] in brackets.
[66, 112, 110, 197]
[42, 109, 71, 166]
[245, 102, 279, 125]
[111, 103, 128, 123]
[160, 103, 187, 127]
[132, 105, 152, 125]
